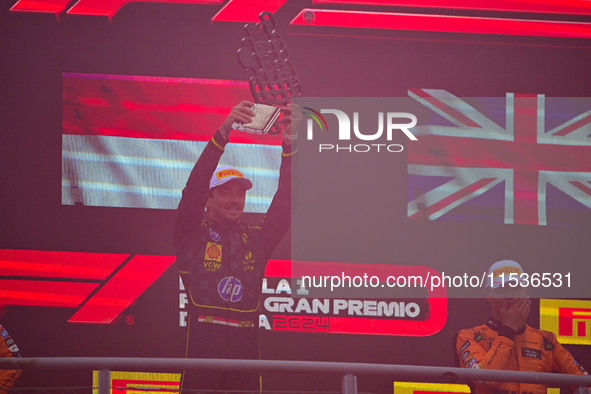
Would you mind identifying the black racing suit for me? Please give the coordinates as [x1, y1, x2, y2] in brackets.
[174, 130, 293, 393]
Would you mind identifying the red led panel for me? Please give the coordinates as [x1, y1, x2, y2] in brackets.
[10, 0, 288, 20]
[0, 249, 126, 279]
[0, 280, 98, 308]
[68, 254, 176, 324]
[211, 0, 288, 22]
[9, 0, 72, 15]
[9, 0, 222, 17]
[263, 258, 291, 277]
[291, 9, 591, 39]
[1, 249, 176, 324]
[65, 0, 221, 18]
[315, 0, 591, 16]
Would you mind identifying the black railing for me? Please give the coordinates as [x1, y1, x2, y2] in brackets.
[1, 358, 591, 394]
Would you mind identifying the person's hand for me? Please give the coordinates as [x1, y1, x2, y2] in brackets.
[279, 103, 303, 145]
[220, 101, 256, 139]
[500, 297, 530, 332]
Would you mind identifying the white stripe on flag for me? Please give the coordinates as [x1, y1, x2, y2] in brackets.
[62, 135, 281, 212]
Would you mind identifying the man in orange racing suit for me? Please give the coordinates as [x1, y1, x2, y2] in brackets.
[455, 260, 588, 394]
[0, 323, 21, 393]
[175, 101, 298, 393]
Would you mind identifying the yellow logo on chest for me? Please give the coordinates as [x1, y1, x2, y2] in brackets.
[205, 242, 222, 262]
[204, 260, 221, 272]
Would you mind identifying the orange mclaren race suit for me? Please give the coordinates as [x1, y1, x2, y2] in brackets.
[174, 130, 293, 393]
[455, 319, 588, 394]
[0, 323, 21, 393]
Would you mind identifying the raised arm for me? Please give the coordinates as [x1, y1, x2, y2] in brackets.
[174, 101, 255, 255]
[257, 103, 301, 257]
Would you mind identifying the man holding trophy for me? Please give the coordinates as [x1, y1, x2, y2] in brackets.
[174, 100, 299, 393]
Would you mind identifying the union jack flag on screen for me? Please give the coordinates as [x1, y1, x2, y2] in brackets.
[407, 89, 591, 226]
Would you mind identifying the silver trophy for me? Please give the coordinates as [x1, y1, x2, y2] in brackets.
[236, 11, 302, 135]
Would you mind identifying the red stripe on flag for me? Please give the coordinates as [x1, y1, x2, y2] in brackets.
[512, 95, 539, 224]
[409, 178, 497, 220]
[410, 89, 481, 128]
[408, 136, 591, 171]
[63, 73, 283, 145]
[513, 170, 539, 225]
[552, 113, 591, 136]
[569, 181, 591, 196]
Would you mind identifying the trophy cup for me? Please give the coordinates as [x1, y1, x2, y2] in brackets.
[235, 11, 302, 135]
